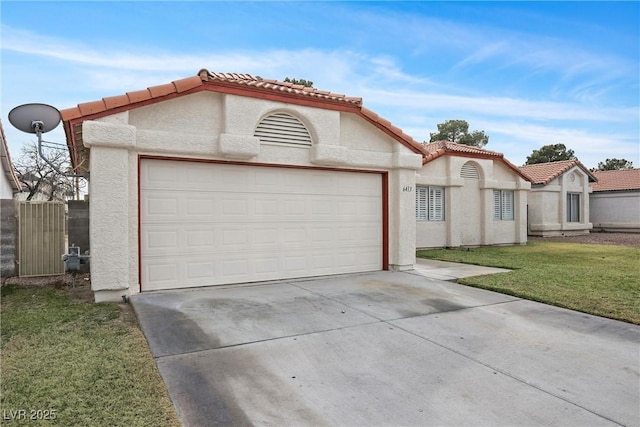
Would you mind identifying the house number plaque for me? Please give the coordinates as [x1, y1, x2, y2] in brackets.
[402, 186, 413, 192]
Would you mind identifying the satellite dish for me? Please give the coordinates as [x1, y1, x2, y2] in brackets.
[8, 103, 61, 134]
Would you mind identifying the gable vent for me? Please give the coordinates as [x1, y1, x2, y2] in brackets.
[460, 162, 480, 179]
[254, 113, 312, 147]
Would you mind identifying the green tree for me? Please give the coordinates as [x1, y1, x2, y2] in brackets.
[283, 77, 314, 87]
[429, 119, 489, 147]
[592, 158, 634, 171]
[525, 143, 576, 165]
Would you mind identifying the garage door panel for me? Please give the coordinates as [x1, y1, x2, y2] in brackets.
[140, 160, 383, 291]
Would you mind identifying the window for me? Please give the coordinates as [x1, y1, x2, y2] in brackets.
[493, 190, 514, 221]
[416, 187, 445, 221]
[567, 193, 580, 222]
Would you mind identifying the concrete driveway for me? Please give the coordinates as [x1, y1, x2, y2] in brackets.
[131, 270, 639, 427]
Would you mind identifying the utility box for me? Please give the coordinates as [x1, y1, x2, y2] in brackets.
[62, 244, 90, 273]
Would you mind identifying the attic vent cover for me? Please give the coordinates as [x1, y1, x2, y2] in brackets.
[460, 162, 480, 179]
[254, 113, 312, 147]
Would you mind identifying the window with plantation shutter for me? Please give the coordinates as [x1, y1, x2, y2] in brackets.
[416, 186, 444, 221]
[254, 113, 312, 147]
[429, 187, 444, 221]
[501, 191, 514, 220]
[416, 187, 427, 220]
[493, 190, 514, 221]
[493, 190, 501, 220]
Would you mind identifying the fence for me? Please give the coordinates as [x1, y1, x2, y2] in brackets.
[17, 201, 66, 277]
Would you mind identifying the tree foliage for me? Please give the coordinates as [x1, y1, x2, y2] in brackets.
[592, 158, 634, 171]
[525, 143, 576, 165]
[13, 141, 75, 201]
[429, 119, 489, 148]
[283, 77, 314, 87]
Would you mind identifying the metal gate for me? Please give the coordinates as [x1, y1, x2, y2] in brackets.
[17, 201, 66, 277]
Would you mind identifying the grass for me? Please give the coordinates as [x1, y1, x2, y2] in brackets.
[1, 284, 180, 426]
[417, 241, 640, 325]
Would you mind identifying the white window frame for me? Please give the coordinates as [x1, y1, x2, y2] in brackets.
[416, 186, 445, 221]
[566, 193, 581, 222]
[493, 190, 514, 221]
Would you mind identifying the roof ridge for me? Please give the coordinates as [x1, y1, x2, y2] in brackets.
[198, 68, 363, 105]
[519, 158, 578, 169]
[423, 140, 503, 157]
[517, 159, 593, 185]
[59, 69, 428, 169]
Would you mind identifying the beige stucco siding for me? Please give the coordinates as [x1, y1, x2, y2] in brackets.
[590, 191, 640, 232]
[82, 92, 422, 301]
[416, 156, 529, 248]
[527, 166, 592, 236]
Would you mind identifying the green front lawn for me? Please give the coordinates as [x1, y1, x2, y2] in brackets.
[1, 284, 180, 426]
[417, 242, 640, 324]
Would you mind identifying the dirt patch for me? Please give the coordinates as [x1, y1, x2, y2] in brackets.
[529, 232, 640, 248]
[0, 273, 139, 323]
[2, 273, 94, 303]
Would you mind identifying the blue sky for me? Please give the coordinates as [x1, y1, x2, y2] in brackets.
[2, 1, 638, 169]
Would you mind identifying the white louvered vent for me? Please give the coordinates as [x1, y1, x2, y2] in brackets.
[254, 113, 312, 147]
[460, 162, 480, 179]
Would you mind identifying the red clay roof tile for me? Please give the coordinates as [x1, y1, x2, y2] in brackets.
[60, 107, 82, 121]
[590, 168, 640, 192]
[126, 89, 152, 104]
[518, 159, 595, 185]
[148, 83, 176, 98]
[60, 69, 428, 165]
[103, 95, 130, 110]
[423, 141, 503, 158]
[422, 141, 530, 180]
[78, 100, 106, 116]
[173, 76, 204, 93]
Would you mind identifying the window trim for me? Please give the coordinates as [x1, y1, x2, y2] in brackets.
[566, 192, 581, 223]
[416, 186, 445, 221]
[493, 189, 514, 221]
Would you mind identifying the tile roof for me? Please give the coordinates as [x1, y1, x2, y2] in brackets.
[590, 168, 640, 192]
[518, 159, 596, 185]
[423, 140, 503, 160]
[202, 70, 363, 105]
[422, 141, 530, 181]
[60, 69, 426, 170]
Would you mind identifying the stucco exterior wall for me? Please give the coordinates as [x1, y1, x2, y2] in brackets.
[416, 157, 529, 248]
[0, 199, 17, 277]
[590, 191, 640, 232]
[83, 92, 422, 302]
[1, 172, 13, 199]
[527, 167, 593, 236]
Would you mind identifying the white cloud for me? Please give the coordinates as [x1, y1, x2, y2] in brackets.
[2, 22, 637, 171]
[360, 88, 636, 123]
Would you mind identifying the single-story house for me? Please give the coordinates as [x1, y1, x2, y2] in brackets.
[519, 160, 596, 236]
[416, 141, 531, 248]
[61, 70, 427, 302]
[1, 120, 22, 278]
[590, 168, 640, 233]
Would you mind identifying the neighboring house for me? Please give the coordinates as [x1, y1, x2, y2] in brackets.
[60, 69, 427, 302]
[590, 168, 640, 233]
[1, 120, 22, 278]
[416, 141, 531, 248]
[519, 160, 596, 236]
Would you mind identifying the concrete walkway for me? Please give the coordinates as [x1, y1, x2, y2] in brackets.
[413, 258, 511, 281]
[132, 268, 640, 427]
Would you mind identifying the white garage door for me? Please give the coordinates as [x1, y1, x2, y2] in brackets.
[140, 159, 383, 291]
